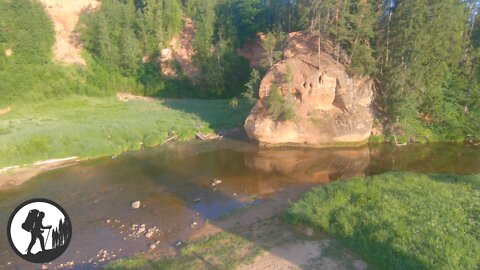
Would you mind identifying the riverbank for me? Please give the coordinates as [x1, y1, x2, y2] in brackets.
[101, 171, 371, 270]
[105, 216, 368, 270]
[286, 172, 480, 270]
[1, 140, 479, 269]
[0, 96, 251, 170]
[104, 172, 480, 270]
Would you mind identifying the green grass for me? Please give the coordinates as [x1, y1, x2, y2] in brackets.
[285, 172, 480, 270]
[0, 96, 251, 168]
[104, 232, 263, 270]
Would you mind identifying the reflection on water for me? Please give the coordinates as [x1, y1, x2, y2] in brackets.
[368, 143, 480, 175]
[0, 140, 478, 269]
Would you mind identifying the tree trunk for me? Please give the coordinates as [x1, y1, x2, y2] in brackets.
[335, 0, 339, 65]
[318, 0, 322, 70]
[386, 0, 392, 66]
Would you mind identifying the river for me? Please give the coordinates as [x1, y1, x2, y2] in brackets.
[0, 139, 479, 269]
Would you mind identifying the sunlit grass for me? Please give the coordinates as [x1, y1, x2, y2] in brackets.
[0, 96, 251, 167]
[104, 232, 263, 270]
[285, 172, 480, 270]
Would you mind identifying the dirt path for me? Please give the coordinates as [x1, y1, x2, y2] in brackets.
[178, 185, 370, 270]
[40, 0, 99, 65]
[116, 92, 161, 103]
[0, 106, 11, 116]
[232, 217, 368, 270]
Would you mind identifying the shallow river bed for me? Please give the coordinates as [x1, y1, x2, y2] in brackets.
[0, 140, 478, 269]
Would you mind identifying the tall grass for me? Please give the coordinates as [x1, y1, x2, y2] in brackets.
[0, 97, 251, 168]
[285, 172, 480, 270]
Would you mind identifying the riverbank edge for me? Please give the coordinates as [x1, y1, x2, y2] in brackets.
[0, 138, 194, 189]
[2, 133, 476, 190]
[284, 172, 480, 270]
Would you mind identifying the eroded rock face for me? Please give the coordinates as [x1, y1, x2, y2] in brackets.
[40, 0, 100, 65]
[245, 32, 374, 145]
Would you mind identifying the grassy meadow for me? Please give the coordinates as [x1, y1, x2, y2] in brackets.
[0, 97, 251, 168]
[285, 172, 480, 270]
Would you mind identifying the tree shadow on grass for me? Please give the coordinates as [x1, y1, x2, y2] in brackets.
[428, 173, 480, 188]
[161, 99, 254, 132]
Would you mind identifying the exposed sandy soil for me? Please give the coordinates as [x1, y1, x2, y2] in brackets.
[39, 0, 99, 65]
[4, 48, 13, 57]
[116, 92, 161, 103]
[238, 33, 267, 68]
[160, 17, 198, 79]
[0, 157, 78, 190]
[181, 183, 369, 270]
[0, 106, 12, 116]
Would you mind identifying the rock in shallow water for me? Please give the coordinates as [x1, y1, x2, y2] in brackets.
[131, 201, 141, 209]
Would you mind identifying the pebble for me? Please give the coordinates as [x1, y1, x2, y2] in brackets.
[211, 179, 222, 186]
[149, 243, 156, 250]
[131, 201, 141, 209]
[194, 198, 201, 203]
[41, 265, 48, 270]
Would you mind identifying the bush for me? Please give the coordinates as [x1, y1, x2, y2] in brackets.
[266, 85, 295, 121]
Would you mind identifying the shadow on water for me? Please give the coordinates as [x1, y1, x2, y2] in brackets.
[0, 139, 479, 269]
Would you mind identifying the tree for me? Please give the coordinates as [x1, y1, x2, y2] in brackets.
[378, 0, 470, 140]
[243, 69, 261, 103]
[266, 84, 295, 121]
[261, 32, 284, 68]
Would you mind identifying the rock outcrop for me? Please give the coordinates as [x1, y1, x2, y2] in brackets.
[244, 32, 374, 145]
[159, 17, 198, 79]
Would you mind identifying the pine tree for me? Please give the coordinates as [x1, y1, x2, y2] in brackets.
[379, 0, 469, 139]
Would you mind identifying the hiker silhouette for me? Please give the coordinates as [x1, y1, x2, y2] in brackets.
[8, 199, 72, 263]
[23, 210, 52, 255]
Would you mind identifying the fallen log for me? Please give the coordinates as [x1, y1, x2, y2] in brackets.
[195, 133, 222, 141]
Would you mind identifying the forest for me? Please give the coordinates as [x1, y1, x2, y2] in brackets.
[0, 0, 479, 142]
[0, 2, 479, 269]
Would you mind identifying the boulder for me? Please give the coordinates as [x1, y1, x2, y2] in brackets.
[244, 31, 374, 145]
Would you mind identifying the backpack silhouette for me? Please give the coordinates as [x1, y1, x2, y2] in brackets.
[22, 209, 39, 232]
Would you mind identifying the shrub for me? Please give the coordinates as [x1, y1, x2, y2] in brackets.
[266, 85, 295, 121]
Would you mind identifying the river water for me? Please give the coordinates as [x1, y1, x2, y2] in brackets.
[0, 140, 479, 269]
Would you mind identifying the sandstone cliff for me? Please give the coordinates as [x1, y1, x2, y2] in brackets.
[244, 32, 374, 146]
